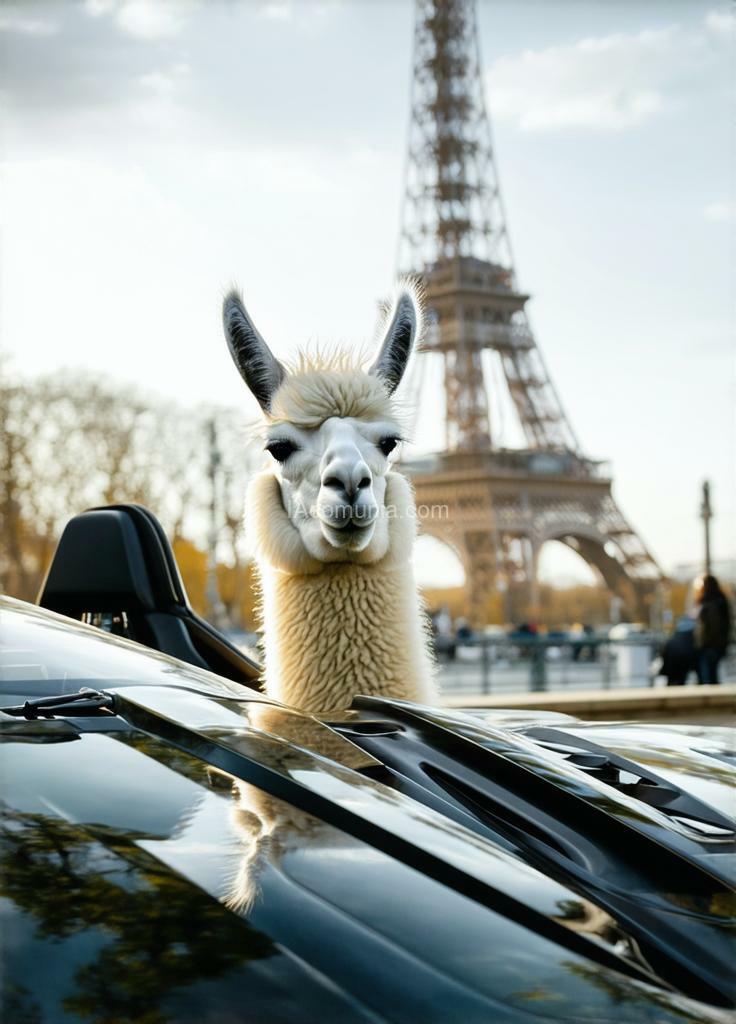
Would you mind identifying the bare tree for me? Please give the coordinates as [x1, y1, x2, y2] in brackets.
[0, 368, 255, 609]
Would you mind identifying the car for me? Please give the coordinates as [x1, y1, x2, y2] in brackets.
[1, 505, 734, 1024]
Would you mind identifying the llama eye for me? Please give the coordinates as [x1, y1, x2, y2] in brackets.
[266, 440, 298, 463]
[378, 436, 400, 457]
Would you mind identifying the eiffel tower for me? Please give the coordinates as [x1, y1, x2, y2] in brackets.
[399, 0, 662, 624]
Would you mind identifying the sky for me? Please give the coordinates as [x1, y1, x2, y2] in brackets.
[1, 0, 734, 589]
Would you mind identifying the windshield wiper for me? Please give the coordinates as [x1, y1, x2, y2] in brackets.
[1, 688, 115, 719]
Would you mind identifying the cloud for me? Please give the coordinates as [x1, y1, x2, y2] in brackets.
[704, 200, 736, 223]
[0, 3, 199, 139]
[84, 0, 117, 15]
[256, 1, 341, 22]
[82, 0, 200, 39]
[0, 6, 58, 35]
[85, 0, 305, 36]
[138, 62, 191, 95]
[487, 15, 729, 133]
[258, 2, 292, 20]
[0, 0, 354, 153]
[115, 0, 198, 39]
[704, 7, 736, 37]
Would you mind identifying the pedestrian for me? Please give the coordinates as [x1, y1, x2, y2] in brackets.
[693, 575, 732, 685]
[660, 616, 696, 686]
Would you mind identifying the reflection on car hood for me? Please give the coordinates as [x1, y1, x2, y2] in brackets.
[1, 597, 734, 1023]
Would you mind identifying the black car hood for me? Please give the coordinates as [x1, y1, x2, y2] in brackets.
[1, 599, 734, 1023]
[1, 681, 734, 1024]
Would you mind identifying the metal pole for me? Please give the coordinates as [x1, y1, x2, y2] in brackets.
[205, 418, 226, 627]
[481, 639, 490, 695]
[530, 637, 546, 692]
[700, 480, 713, 576]
[602, 640, 611, 689]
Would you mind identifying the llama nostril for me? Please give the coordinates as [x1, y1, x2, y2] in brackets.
[357, 477, 371, 490]
[323, 476, 345, 493]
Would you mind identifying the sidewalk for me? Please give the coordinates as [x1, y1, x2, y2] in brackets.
[443, 683, 736, 725]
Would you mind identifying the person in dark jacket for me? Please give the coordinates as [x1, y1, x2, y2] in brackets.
[661, 616, 696, 685]
[693, 575, 732, 684]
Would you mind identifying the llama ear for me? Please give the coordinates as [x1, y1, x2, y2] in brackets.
[368, 285, 421, 394]
[222, 289, 285, 411]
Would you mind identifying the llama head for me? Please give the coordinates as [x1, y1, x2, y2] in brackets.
[223, 283, 421, 565]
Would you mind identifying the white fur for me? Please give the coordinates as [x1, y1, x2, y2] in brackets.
[248, 467, 436, 712]
[247, 358, 434, 712]
[228, 282, 437, 714]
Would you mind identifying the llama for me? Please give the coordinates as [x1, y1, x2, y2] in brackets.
[222, 281, 437, 714]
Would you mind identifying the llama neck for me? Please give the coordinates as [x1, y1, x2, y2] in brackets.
[259, 558, 435, 713]
[247, 468, 436, 713]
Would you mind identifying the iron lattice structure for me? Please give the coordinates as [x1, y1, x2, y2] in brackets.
[399, 0, 662, 622]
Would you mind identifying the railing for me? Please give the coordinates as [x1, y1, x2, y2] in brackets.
[434, 636, 736, 696]
[423, 322, 531, 350]
[404, 449, 610, 480]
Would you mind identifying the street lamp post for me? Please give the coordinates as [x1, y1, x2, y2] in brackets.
[700, 480, 713, 577]
[205, 417, 227, 627]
